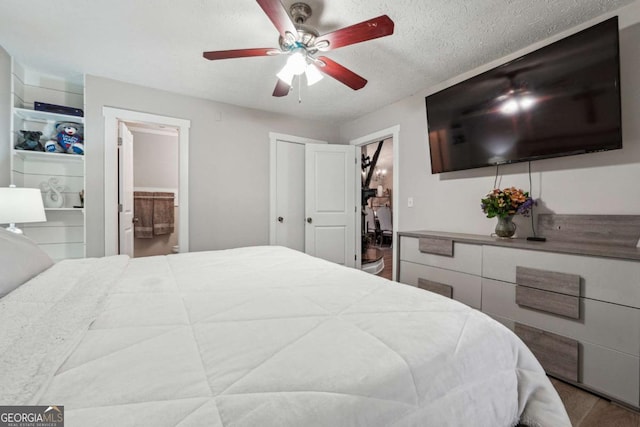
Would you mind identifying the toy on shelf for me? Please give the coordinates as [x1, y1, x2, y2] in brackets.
[45, 122, 84, 155]
[15, 130, 44, 151]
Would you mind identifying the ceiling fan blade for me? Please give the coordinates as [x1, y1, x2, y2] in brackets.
[256, 0, 298, 39]
[317, 57, 367, 90]
[272, 79, 291, 97]
[203, 48, 277, 60]
[316, 15, 394, 50]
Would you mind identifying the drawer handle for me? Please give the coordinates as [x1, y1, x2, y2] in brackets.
[418, 237, 453, 257]
[514, 322, 579, 382]
[516, 266, 580, 296]
[516, 285, 580, 319]
[417, 278, 453, 299]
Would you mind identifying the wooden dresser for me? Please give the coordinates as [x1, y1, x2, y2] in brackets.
[397, 215, 640, 409]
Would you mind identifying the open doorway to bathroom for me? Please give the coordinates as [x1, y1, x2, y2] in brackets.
[361, 138, 393, 280]
[125, 122, 180, 258]
[103, 107, 190, 258]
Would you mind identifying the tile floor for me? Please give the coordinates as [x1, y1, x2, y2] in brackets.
[550, 378, 639, 426]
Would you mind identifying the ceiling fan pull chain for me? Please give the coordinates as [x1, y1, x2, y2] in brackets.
[298, 76, 302, 104]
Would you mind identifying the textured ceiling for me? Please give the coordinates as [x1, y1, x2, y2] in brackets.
[0, 0, 634, 122]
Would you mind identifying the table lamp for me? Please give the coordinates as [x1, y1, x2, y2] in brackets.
[0, 185, 47, 234]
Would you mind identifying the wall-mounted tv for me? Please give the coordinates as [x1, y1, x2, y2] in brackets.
[426, 17, 622, 174]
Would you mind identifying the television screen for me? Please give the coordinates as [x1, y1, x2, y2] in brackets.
[426, 17, 622, 174]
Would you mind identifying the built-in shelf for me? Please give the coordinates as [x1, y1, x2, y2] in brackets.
[14, 107, 84, 124]
[10, 61, 86, 261]
[13, 149, 84, 162]
[44, 208, 84, 212]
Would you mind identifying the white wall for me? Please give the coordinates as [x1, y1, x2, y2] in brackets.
[340, 5, 640, 238]
[131, 130, 179, 190]
[0, 45, 10, 187]
[85, 76, 337, 256]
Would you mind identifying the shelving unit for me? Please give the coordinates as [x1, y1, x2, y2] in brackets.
[14, 107, 83, 124]
[13, 149, 84, 162]
[9, 60, 86, 261]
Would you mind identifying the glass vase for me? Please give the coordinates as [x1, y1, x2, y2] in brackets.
[495, 215, 516, 238]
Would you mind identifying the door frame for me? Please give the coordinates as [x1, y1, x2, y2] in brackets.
[268, 132, 327, 246]
[103, 107, 190, 256]
[350, 125, 400, 280]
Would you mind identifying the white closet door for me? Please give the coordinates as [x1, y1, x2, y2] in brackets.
[305, 144, 356, 267]
[275, 140, 305, 251]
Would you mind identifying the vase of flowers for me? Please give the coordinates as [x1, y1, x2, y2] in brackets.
[481, 187, 534, 238]
[494, 215, 517, 238]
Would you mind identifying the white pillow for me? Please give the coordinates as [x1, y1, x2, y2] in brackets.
[0, 229, 53, 297]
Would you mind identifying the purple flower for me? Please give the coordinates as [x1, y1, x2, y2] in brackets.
[516, 198, 535, 216]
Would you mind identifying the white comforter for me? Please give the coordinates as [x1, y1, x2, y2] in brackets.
[0, 246, 569, 426]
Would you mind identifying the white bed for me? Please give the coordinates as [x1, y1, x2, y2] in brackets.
[0, 234, 570, 426]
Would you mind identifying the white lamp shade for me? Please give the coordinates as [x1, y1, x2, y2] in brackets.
[276, 66, 295, 86]
[305, 64, 324, 86]
[0, 187, 47, 224]
[286, 49, 308, 75]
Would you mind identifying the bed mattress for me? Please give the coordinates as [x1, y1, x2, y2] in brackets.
[0, 246, 570, 426]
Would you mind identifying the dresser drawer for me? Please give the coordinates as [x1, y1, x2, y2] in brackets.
[491, 314, 640, 407]
[400, 237, 482, 276]
[483, 245, 640, 307]
[482, 278, 640, 356]
[514, 322, 578, 382]
[399, 261, 481, 309]
[581, 344, 640, 408]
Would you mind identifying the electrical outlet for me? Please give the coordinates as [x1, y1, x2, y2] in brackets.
[408, 197, 414, 208]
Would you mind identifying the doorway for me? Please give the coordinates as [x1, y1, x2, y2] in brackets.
[103, 107, 190, 256]
[361, 138, 394, 279]
[350, 125, 400, 281]
[125, 122, 180, 257]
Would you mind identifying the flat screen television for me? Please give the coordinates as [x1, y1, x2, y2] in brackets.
[426, 17, 622, 174]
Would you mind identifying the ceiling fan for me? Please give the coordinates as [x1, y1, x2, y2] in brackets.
[203, 0, 394, 97]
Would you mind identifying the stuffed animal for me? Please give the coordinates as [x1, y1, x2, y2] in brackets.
[15, 130, 44, 151]
[45, 122, 84, 155]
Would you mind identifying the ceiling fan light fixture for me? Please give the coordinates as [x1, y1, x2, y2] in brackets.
[287, 48, 308, 75]
[305, 63, 323, 86]
[203, 2, 395, 97]
[276, 65, 295, 85]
